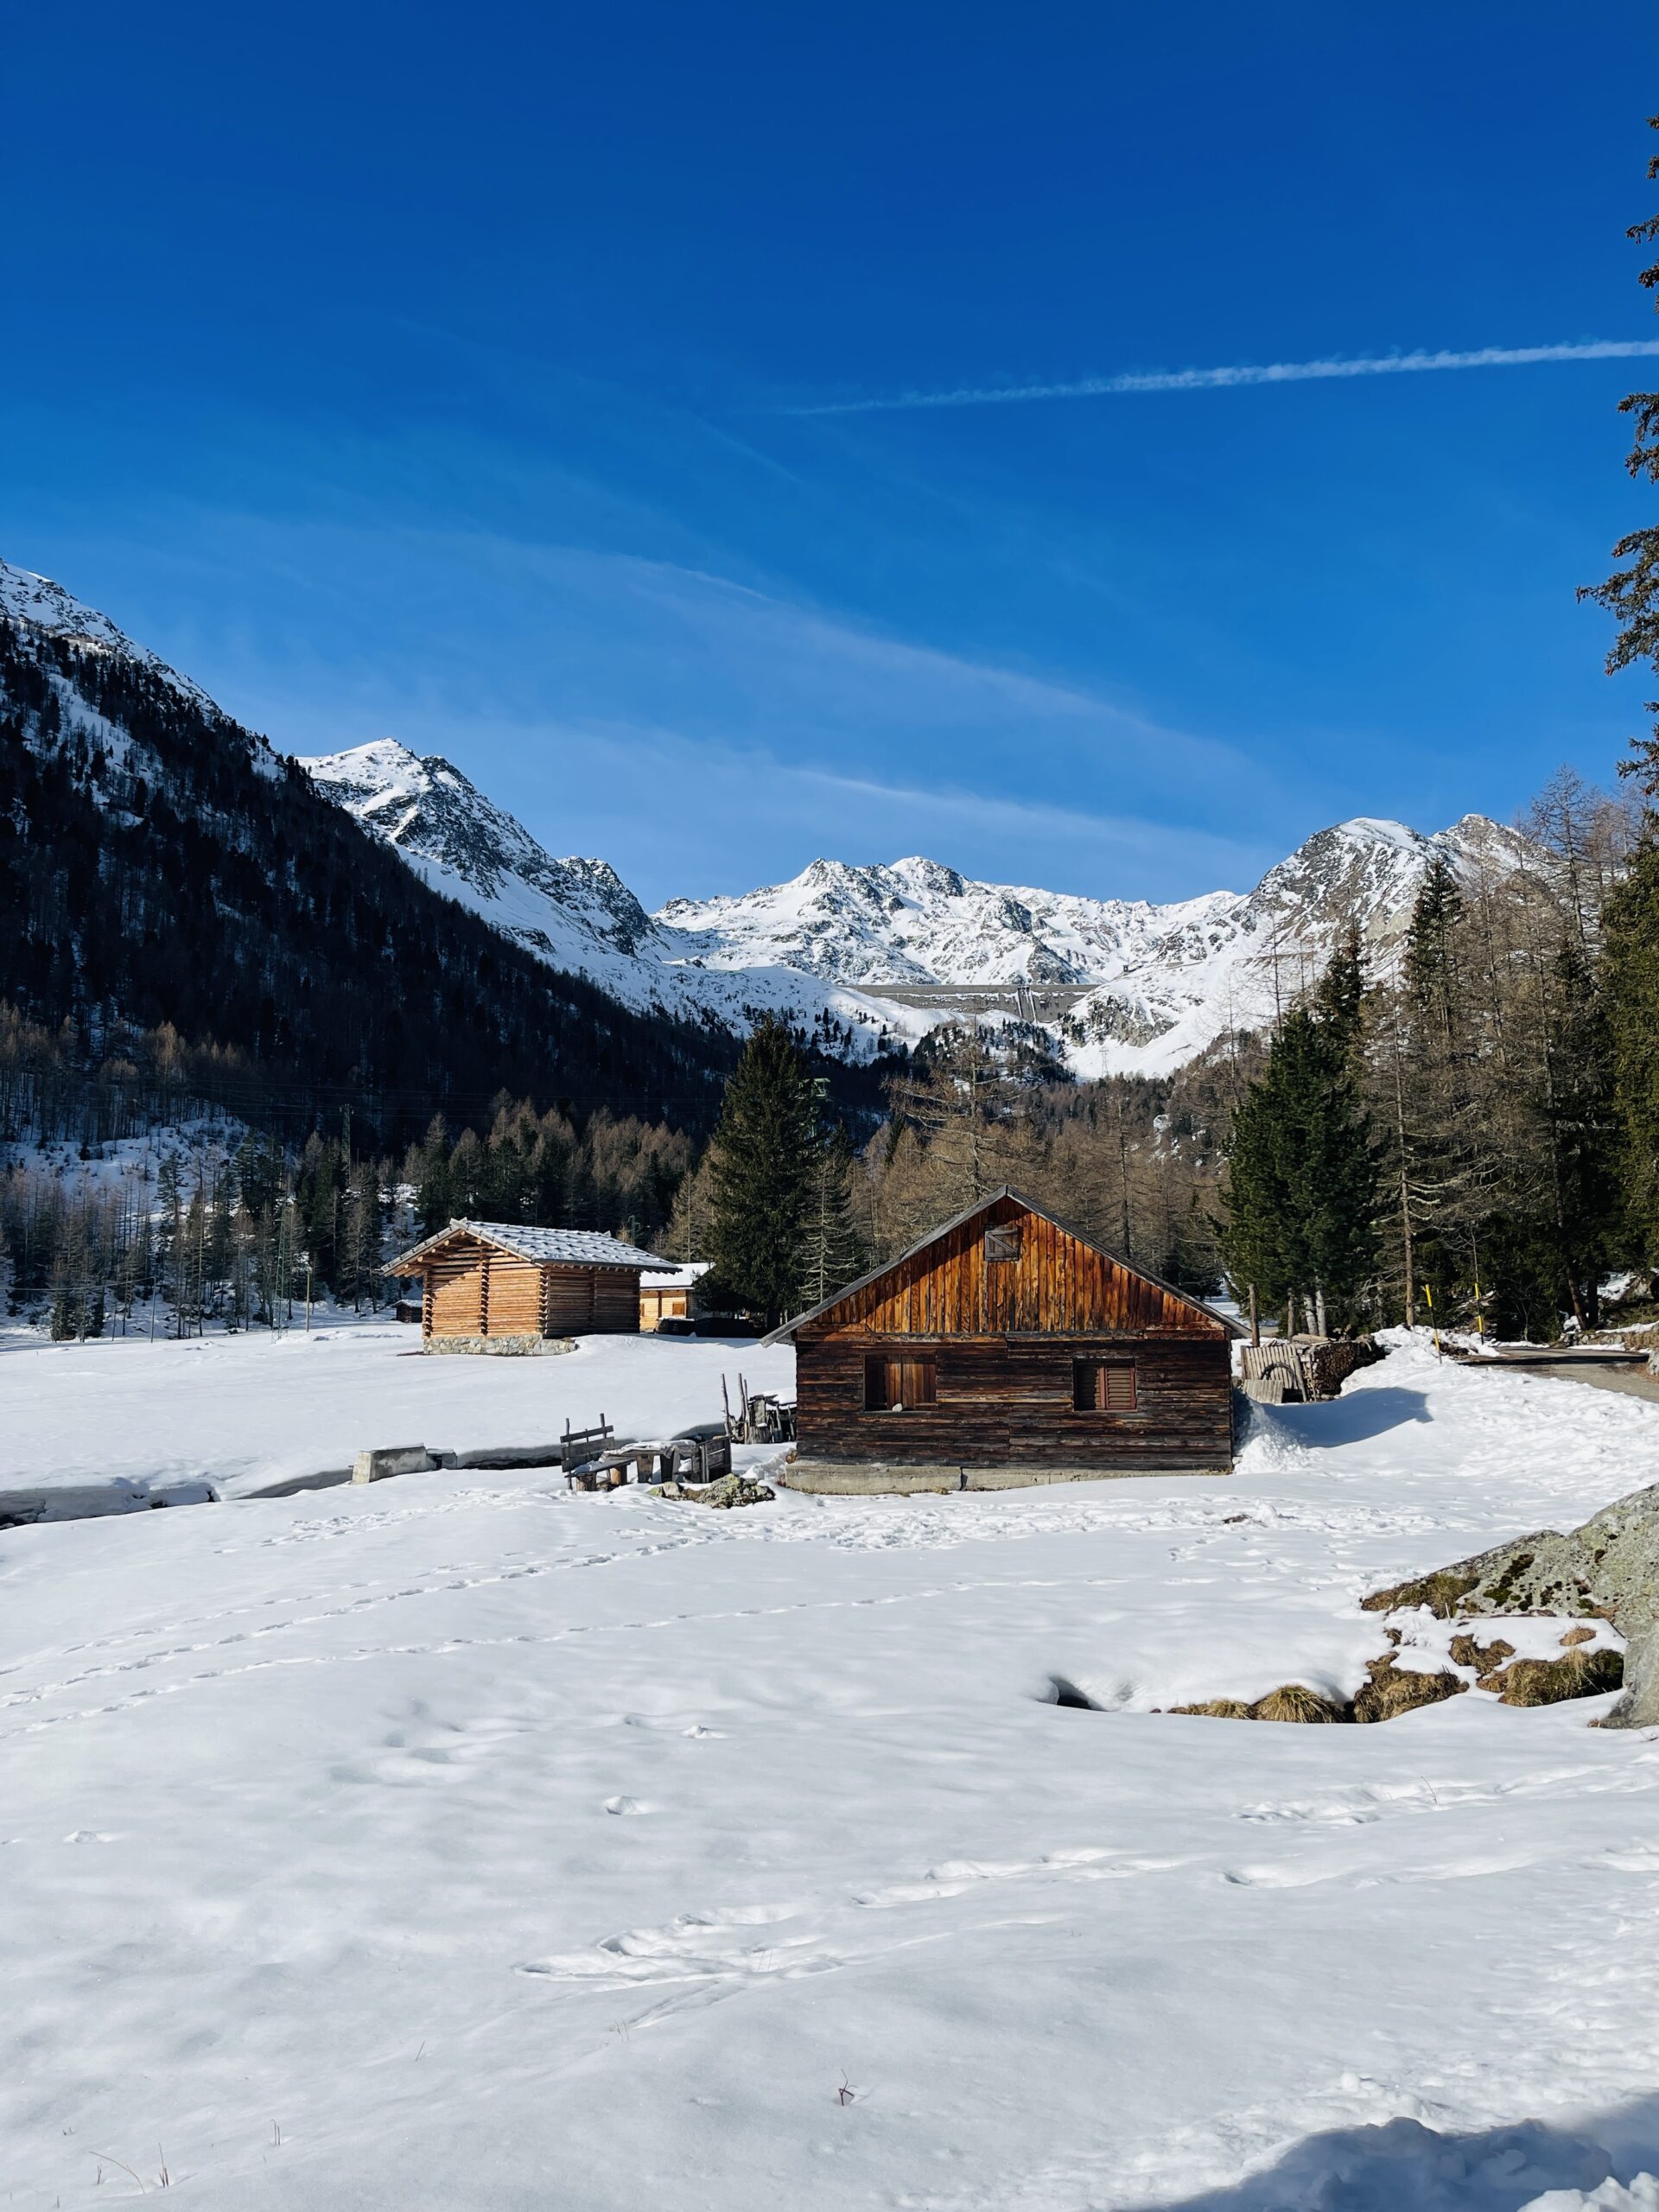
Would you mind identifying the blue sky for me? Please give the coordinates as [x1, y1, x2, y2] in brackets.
[5, 2, 1659, 906]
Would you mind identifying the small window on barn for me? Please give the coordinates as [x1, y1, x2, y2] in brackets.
[984, 1224, 1022, 1265]
[1074, 1359, 1137, 1412]
[865, 1355, 938, 1411]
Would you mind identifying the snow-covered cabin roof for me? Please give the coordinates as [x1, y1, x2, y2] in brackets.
[386, 1219, 673, 1274]
[639, 1262, 712, 1290]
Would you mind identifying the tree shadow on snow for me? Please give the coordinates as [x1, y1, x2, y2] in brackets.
[1262, 1386, 1433, 1447]
[1121, 2100, 1659, 2212]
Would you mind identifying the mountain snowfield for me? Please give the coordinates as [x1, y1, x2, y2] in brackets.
[303, 736, 1540, 1077]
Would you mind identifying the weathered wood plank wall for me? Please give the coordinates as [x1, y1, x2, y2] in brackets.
[796, 1334, 1233, 1469]
[812, 1195, 1224, 1341]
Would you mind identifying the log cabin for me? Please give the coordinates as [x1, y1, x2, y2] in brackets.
[385, 1220, 673, 1353]
[763, 1188, 1243, 1491]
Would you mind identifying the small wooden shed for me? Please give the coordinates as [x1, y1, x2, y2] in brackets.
[385, 1220, 673, 1354]
[639, 1262, 711, 1332]
[764, 1187, 1243, 1491]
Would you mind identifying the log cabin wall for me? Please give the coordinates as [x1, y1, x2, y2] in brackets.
[426, 1245, 489, 1337]
[485, 1262, 543, 1336]
[542, 1266, 597, 1336]
[640, 1288, 689, 1331]
[794, 1333, 1233, 1470]
[594, 1271, 639, 1331]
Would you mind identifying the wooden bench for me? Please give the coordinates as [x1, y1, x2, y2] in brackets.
[562, 1418, 617, 1489]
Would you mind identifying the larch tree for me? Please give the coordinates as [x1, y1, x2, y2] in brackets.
[799, 1120, 866, 1306]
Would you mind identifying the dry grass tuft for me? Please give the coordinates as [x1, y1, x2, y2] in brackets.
[1352, 1656, 1464, 1724]
[1250, 1682, 1350, 1725]
[1360, 1569, 1479, 1618]
[1487, 1647, 1624, 1707]
[1449, 1632, 1515, 1672]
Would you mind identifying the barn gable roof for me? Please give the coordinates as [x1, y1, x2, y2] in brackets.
[385, 1218, 672, 1275]
[761, 1186, 1244, 1344]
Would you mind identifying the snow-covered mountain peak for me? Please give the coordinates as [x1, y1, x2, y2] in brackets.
[302, 740, 654, 954]
[0, 558, 216, 709]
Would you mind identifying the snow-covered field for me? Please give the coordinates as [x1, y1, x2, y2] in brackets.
[0, 1319, 794, 1505]
[3, 1331, 1659, 2209]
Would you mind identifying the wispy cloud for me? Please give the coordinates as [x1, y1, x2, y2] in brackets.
[787, 338, 1659, 416]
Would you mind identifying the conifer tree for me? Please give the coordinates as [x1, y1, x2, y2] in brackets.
[1601, 831, 1659, 1242]
[799, 1122, 865, 1305]
[702, 1017, 820, 1325]
[1583, 111, 1659, 1253]
[1220, 937, 1379, 1332]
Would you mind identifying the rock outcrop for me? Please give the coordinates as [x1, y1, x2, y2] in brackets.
[1363, 1481, 1659, 1728]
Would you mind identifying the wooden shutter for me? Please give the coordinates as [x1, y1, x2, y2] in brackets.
[866, 1356, 938, 1409]
[984, 1224, 1022, 1264]
[1074, 1359, 1136, 1410]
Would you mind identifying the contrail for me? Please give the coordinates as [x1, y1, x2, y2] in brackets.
[788, 339, 1659, 416]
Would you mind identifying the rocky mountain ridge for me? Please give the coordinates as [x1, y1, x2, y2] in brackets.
[1, 557, 1541, 1079]
[304, 738, 1538, 1076]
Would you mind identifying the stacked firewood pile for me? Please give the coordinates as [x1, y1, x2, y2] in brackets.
[1236, 1335, 1385, 1404]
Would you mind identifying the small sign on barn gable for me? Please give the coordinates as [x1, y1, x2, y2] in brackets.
[764, 1187, 1242, 1493]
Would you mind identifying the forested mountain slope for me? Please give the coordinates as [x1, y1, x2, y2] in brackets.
[0, 574, 772, 1146]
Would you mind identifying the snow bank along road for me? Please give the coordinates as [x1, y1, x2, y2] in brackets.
[3, 1330, 1659, 2209]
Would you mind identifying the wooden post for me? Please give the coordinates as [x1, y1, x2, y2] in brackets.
[1249, 1283, 1260, 1350]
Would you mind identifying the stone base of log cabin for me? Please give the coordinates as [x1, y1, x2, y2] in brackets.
[421, 1334, 576, 1357]
[783, 1454, 1231, 1495]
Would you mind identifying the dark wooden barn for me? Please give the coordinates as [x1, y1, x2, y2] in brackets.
[764, 1188, 1242, 1491]
[385, 1220, 673, 1353]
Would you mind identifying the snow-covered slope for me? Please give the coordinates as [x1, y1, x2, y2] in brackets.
[298, 740, 892, 1045]
[0, 558, 215, 710]
[304, 739, 1539, 1077]
[303, 739, 660, 963]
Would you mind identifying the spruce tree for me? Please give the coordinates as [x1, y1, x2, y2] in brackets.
[1601, 840, 1659, 1243]
[1221, 938, 1379, 1332]
[703, 1017, 820, 1325]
